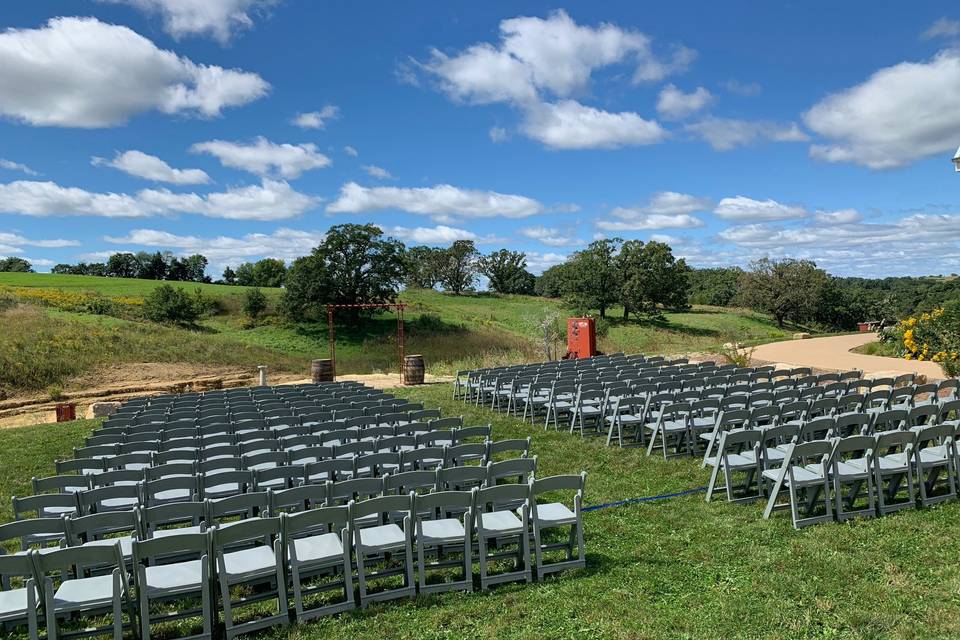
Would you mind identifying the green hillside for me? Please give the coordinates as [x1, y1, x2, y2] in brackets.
[0, 272, 799, 396]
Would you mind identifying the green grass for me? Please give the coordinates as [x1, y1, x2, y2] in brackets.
[0, 272, 280, 298]
[4, 384, 960, 638]
[854, 340, 900, 357]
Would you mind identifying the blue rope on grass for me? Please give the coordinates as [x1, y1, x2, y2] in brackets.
[582, 486, 707, 513]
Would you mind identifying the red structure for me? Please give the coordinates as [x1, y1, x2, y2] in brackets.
[566, 317, 597, 359]
[326, 303, 406, 381]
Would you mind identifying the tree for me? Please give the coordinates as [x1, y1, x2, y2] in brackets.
[739, 257, 829, 328]
[251, 258, 286, 288]
[234, 262, 256, 286]
[222, 266, 237, 285]
[105, 253, 139, 278]
[281, 224, 405, 321]
[181, 254, 209, 282]
[616, 240, 690, 320]
[243, 287, 267, 320]
[403, 245, 444, 289]
[139, 252, 169, 280]
[563, 238, 622, 318]
[437, 240, 479, 295]
[478, 249, 536, 294]
[534, 263, 570, 298]
[688, 267, 742, 306]
[0, 257, 33, 272]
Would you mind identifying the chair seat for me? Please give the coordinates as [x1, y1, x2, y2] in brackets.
[530, 502, 576, 526]
[53, 574, 119, 612]
[205, 483, 242, 497]
[291, 533, 343, 565]
[84, 536, 135, 558]
[0, 587, 35, 621]
[479, 510, 523, 535]
[648, 420, 687, 433]
[358, 524, 406, 551]
[606, 413, 642, 424]
[762, 465, 825, 486]
[40, 506, 77, 518]
[223, 545, 277, 580]
[152, 525, 203, 539]
[144, 559, 204, 596]
[100, 497, 139, 510]
[704, 452, 757, 469]
[153, 488, 192, 502]
[419, 518, 465, 543]
[878, 453, 910, 472]
[248, 462, 277, 472]
[918, 447, 950, 466]
[834, 459, 870, 477]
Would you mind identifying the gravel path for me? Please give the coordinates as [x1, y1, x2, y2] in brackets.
[751, 333, 943, 379]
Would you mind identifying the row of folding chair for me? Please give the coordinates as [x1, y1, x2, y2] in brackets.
[1, 476, 585, 639]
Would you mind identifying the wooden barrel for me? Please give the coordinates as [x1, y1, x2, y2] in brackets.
[403, 355, 425, 385]
[311, 359, 334, 383]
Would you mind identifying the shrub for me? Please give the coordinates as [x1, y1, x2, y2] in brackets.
[142, 284, 201, 325]
[243, 287, 268, 320]
[889, 303, 960, 376]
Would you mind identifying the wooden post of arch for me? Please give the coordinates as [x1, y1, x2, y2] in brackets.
[325, 303, 407, 382]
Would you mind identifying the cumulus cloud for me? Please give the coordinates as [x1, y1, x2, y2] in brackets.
[522, 100, 666, 149]
[191, 137, 331, 179]
[656, 84, 713, 120]
[100, 0, 278, 43]
[520, 226, 584, 247]
[362, 165, 394, 180]
[0, 17, 268, 128]
[489, 126, 509, 143]
[326, 182, 544, 219]
[388, 225, 481, 245]
[418, 10, 681, 149]
[804, 49, 960, 169]
[596, 191, 710, 231]
[713, 195, 807, 221]
[0, 159, 38, 176]
[814, 208, 862, 225]
[92, 150, 210, 185]
[723, 79, 762, 96]
[686, 116, 808, 150]
[0, 232, 80, 248]
[922, 18, 960, 40]
[104, 226, 325, 265]
[343, 146, 359, 157]
[525, 251, 568, 273]
[0, 178, 316, 220]
[291, 106, 340, 129]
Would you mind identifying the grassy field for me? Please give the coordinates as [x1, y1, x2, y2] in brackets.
[0, 272, 278, 298]
[3, 384, 960, 639]
[0, 272, 799, 397]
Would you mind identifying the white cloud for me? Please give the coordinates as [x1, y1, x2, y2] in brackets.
[326, 182, 543, 219]
[686, 116, 808, 150]
[489, 126, 509, 143]
[343, 146, 359, 157]
[814, 208, 862, 225]
[100, 0, 278, 43]
[723, 79, 762, 96]
[362, 165, 394, 180]
[804, 49, 960, 169]
[0, 232, 80, 248]
[520, 226, 584, 247]
[292, 106, 340, 129]
[596, 191, 709, 231]
[522, 100, 666, 149]
[714, 196, 807, 221]
[104, 227, 325, 265]
[0, 159, 38, 176]
[525, 251, 568, 273]
[190, 137, 331, 179]
[922, 18, 960, 40]
[418, 10, 682, 149]
[0, 178, 316, 220]
[92, 150, 210, 185]
[0, 17, 268, 128]
[656, 84, 713, 120]
[388, 225, 478, 245]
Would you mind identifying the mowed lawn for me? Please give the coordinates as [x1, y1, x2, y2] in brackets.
[0, 272, 280, 299]
[3, 384, 959, 639]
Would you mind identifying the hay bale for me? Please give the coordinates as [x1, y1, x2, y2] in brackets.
[793, 332, 811, 340]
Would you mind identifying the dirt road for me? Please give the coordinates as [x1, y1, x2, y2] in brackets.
[751, 333, 943, 379]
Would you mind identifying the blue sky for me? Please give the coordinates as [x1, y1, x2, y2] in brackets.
[2, 1, 960, 277]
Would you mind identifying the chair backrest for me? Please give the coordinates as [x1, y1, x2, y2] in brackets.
[939, 399, 960, 424]
[14, 493, 78, 520]
[282, 504, 349, 541]
[304, 458, 354, 483]
[749, 405, 779, 427]
[0, 517, 67, 551]
[133, 531, 209, 568]
[808, 397, 837, 418]
[834, 412, 871, 438]
[438, 465, 487, 491]
[213, 515, 280, 549]
[268, 483, 327, 515]
[351, 494, 412, 522]
[717, 428, 762, 452]
[777, 401, 808, 424]
[799, 416, 835, 442]
[384, 469, 437, 495]
[206, 490, 269, 524]
[34, 543, 127, 582]
[486, 456, 537, 485]
[32, 474, 91, 494]
[915, 423, 953, 450]
[413, 490, 474, 519]
[908, 404, 940, 427]
[475, 483, 529, 513]
[66, 510, 138, 545]
[327, 477, 383, 506]
[137, 501, 206, 538]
